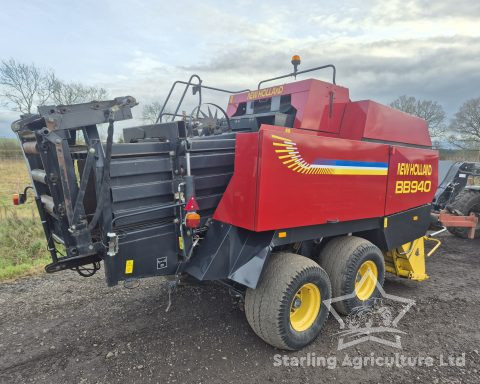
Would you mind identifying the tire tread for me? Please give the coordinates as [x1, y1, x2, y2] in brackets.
[245, 253, 330, 350]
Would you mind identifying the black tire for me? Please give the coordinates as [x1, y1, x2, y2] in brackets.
[244, 253, 331, 350]
[447, 189, 480, 239]
[318, 236, 385, 316]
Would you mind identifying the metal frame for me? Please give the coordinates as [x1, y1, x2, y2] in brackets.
[13, 97, 137, 272]
[436, 211, 478, 239]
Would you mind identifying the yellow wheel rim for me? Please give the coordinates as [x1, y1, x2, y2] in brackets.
[290, 283, 321, 332]
[355, 260, 378, 301]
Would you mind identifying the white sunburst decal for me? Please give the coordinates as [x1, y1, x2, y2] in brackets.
[271, 134, 388, 176]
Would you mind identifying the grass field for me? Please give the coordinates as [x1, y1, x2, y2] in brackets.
[0, 159, 50, 280]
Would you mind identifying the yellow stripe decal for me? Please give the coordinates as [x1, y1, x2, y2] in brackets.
[272, 134, 290, 141]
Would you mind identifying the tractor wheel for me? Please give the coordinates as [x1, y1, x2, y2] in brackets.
[318, 236, 385, 316]
[447, 189, 480, 239]
[244, 252, 331, 350]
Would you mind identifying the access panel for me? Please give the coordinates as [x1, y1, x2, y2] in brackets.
[385, 146, 438, 216]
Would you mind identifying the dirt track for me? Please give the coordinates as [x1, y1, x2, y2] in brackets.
[1, 232, 479, 384]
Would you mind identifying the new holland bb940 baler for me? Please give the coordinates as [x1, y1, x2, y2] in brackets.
[12, 57, 444, 350]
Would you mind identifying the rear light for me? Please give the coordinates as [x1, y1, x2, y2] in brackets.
[185, 212, 201, 228]
[12, 187, 31, 206]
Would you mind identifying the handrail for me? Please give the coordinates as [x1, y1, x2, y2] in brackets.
[156, 74, 202, 123]
[156, 75, 250, 123]
[257, 64, 336, 89]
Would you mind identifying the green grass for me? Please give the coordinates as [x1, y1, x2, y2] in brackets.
[0, 216, 50, 280]
[0, 156, 50, 281]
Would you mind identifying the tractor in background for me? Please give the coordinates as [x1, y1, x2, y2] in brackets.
[433, 160, 480, 239]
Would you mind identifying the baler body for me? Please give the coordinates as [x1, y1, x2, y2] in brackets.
[12, 77, 438, 288]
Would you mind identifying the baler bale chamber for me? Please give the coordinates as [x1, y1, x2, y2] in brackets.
[12, 96, 242, 286]
[12, 59, 447, 350]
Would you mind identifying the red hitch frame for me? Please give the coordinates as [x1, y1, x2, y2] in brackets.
[437, 210, 479, 239]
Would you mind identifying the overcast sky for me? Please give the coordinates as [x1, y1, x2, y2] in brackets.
[0, 0, 479, 137]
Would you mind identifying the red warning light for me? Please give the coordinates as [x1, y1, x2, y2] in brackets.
[185, 196, 200, 211]
[13, 193, 20, 206]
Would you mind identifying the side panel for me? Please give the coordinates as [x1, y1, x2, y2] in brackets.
[226, 79, 350, 135]
[363, 101, 432, 147]
[215, 125, 392, 231]
[292, 80, 349, 133]
[385, 146, 438, 215]
[213, 133, 259, 229]
[340, 100, 432, 147]
[111, 224, 179, 286]
[254, 126, 390, 230]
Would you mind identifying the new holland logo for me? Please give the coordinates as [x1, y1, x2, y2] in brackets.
[272, 134, 389, 175]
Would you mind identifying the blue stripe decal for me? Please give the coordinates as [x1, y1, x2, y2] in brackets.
[312, 159, 388, 168]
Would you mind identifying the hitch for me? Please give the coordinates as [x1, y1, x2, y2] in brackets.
[435, 210, 479, 239]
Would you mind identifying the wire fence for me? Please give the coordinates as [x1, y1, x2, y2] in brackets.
[0, 139, 23, 160]
[0, 152, 24, 160]
[439, 149, 480, 162]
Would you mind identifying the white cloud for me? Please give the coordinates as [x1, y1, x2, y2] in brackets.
[1, 0, 479, 137]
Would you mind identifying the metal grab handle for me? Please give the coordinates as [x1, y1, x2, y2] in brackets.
[156, 75, 251, 123]
[257, 64, 337, 89]
[157, 74, 203, 123]
[424, 236, 442, 257]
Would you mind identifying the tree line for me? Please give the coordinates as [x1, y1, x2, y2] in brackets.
[1, 58, 479, 151]
[0, 58, 107, 114]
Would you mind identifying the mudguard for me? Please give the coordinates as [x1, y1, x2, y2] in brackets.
[184, 220, 274, 288]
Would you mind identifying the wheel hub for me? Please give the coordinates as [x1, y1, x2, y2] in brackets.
[292, 297, 302, 309]
[355, 260, 378, 301]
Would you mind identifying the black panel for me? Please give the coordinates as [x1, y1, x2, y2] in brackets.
[271, 218, 381, 246]
[229, 112, 294, 132]
[382, 205, 432, 250]
[123, 121, 185, 143]
[270, 204, 432, 252]
[106, 223, 180, 286]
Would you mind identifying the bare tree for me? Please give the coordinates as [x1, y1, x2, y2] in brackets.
[51, 80, 107, 105]
[448, 97, 480, 150]
[142, 102, 164, 124]
[0, 58, 54, 114]
[390, 96, 447, 139]
[0, 58, 108, 115]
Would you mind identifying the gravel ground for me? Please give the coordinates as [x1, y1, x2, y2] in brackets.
[0, 232, 479, 384]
